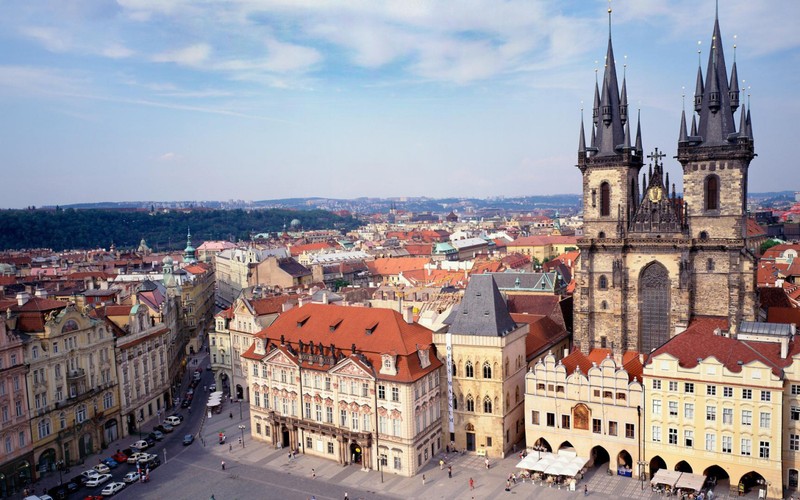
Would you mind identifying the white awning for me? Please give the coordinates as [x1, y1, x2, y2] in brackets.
[515, 454, 540, 470]
[531, 453, 556, 472]
[675, 473, 705, 491]
[650, 469, 682, 487]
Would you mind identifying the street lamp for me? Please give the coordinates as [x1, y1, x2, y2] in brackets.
[638, 461, 647, 491]
[238, 425, 246, 448]
[56, 460, 64, 485]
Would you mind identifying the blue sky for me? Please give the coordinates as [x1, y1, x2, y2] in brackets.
[1, 0, 798, 208]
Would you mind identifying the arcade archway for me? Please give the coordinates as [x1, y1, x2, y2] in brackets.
[674, 460, 692, 473]
[590, 445, 609, 468]
[649, 456, 666, 477]
[738, 471, 766, 496]
[532, 437, 551, 452]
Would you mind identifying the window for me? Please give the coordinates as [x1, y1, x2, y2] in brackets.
[484, 397, 493, 414]
[705, 433, 715, 452]
[593, 419, 602, 434]
[391, 387, 399, 402]
[486, 437, 493, 447]
[379, 416, 387, 434]
[706, 406, 716, 421]
[792, 384, 800, 396]
[482, 362, 492, 379]
[790, 434, 800, 451]
[652, 399, 662, 416]
[76, 405, 86, 423]
[328, 442, 334, 454]
[325, 377, 331, 391]
[625, 423, 635, 439]
[706, 385, 716, 396]
[759, 441, 770, 459]
[392, 419, 400, 437]
[351, 412, 359, 430]
[685, 430, 694, 447]
[722, 436, 732, 454]
[760, 391, 771, 402]
[531, 411, 540, 425]
[741, 438, 751, 456]
[465, 361, 474, 378]
[705, 175, 719, 211]
[668, 401, 678, 417]
[252, 364, 258, 376]
[722, 408, 733, 425]
[340, 409, 347, 427]
[38, 419, 51, 439]
[684, 403, 694, 419]
[742, 388, 752, 400]
[466, 395, 474, 412]
[608, 421, 617, 436]
[792, 406, 800, 421]
[306, 437, 312, 449]
[362, 383, 369, 397]
[326, 407, 333, 424]
[598, 275, 608, 290]
[600, 182, 610, 216]
[546, 413, 555, 427]
[652, 380, 661, 390]
[668, 428, 677, 445]
[378, 385, 386, 400]
[742, 410, 752, 426]
[723, 386, 733, 398]
[304, 402, 311, 419]
[562, 415, 571, 429]
[4, 436, 11, 454]
[760, 412, 771, 428]
[315, 405, 322, 422]
[684, 383, 694, 394]
[103, 392, 113, 410]
[394, 456, 402, 470]
[652, 426, 661, 442]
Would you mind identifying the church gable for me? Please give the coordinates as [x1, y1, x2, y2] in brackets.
[629, 150, 686, 235]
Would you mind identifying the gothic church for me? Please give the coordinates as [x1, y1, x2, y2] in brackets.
[573, 8, 756, 359]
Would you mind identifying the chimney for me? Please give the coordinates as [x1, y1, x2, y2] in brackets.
[781, 337, 789, 359]
[16, 292, 30, 306]
[563, 347, 569, 358]
[34, 288, 47, 298]
[282, 302, 294, 313]
[322, 292, 328, 305]
[88, 280, 95, 290]
[100, 280, 109, 290]
[404, 306, 414, 324]
[298, 296, 307, 307]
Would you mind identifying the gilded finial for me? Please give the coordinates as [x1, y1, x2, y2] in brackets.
[608, 0, 612, 38]
[623, 54, 627, 77]
[681, 86, 686, 110]
[733, 34, 737, 62]
[697, 40, 702, 67]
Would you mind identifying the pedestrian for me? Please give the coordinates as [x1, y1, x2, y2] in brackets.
[448, 465, 452, 478]
[344, 494, 348, 500]
[505, 480, 511, 492]
[484, 457, 489, 469]
[221, 460, 225, 470]
[439, 459, 444, 470]
[312, 468, 316, 479]
[511, 472, 516, 484]
[584, 484, 588, 496]
[446, 444, 450, 453]
[229, 412, 233, 419]
[422, 474, 426, 485]
[288, 452, 292, 461]
[229, 443, 232, 452]
[469, 477, 474, 490]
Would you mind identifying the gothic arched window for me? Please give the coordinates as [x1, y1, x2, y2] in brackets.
[452, 395, 458, 411]
[705, 175, 720, 211]
[466, 395, 475, 412]
[483, 397, 492, 414]
[451, 362, 457, 377]
[600, 182, 611, 216]
[639, 262, 670, 354]
[465, 361, 474, 378]
[482, 362, 492, 379]
[598, 275, 608, 290]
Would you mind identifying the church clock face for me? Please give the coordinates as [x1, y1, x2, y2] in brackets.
[647, 186, 663, 203]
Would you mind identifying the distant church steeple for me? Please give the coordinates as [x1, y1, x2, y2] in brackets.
[183, 228, 196, 263]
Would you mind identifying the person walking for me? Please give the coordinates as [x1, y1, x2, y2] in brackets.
[422, 474, 426, 486]
[439, 459, 444, 470]
[469, 477, 474, 490]
[312, 468, 316, 479]
[484, 457, 489, 469]
[221, 460, 225, 470]
[505, 480, 511, 492]
[584, 484, 588, 496]
[448, 465, 452, 478]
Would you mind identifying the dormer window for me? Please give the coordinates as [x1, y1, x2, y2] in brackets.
[380, 353, 397, 376]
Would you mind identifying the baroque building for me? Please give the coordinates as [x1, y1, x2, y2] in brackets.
[241, 303, 443, 476]
[573, 8, 756, 359]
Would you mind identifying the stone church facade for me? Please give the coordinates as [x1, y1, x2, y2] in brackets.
[573, 11, 757, 359]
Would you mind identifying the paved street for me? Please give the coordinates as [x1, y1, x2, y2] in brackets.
[24, 351, 768, 500]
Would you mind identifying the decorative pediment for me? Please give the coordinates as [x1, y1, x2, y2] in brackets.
[380, 353, 397, 376]
[417, 348, 431, 369]
[264, 347, 297, 367]
[331, 358, 372, 379]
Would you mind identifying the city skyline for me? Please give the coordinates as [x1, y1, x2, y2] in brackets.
[1, 0, 798, 209]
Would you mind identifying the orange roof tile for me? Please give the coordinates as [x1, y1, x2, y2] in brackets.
[366, 257, 431, 277]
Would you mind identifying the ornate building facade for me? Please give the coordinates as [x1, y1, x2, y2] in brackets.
[573, 9, 756, 359]
[241, 303, 443, 476]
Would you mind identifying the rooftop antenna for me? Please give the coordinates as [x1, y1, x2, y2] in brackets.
[595, 61, 599, 83]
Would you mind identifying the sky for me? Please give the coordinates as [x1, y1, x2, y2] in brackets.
[1, 0, 798, 208]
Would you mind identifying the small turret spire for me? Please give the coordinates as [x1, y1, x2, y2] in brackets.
[623, 117, 631, 149]
[620, 72, 628, 126]
[679, 108, 688, 143]
[745, 96, 753, 139]
[738, 101, 747, 138]
[729, 36, 740, 112]
[691, 114, 698, 136]
[579, 108, 587, 153]
[635, 109, 643, 154]
[694, 43, 704, 112]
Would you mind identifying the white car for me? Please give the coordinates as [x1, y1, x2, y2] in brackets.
[122, 471, 141, 484]
[85, 473, 112, 487]
[80, 469, 100, 481]
[93, 463, 111, 474]
[101, 481, 126, 496]
[130, 440, 149, 450]
[164, 416, 181, 426]
[127, 452, 148, 464]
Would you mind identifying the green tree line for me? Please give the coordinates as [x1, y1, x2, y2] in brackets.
[0, 209, 361, 251]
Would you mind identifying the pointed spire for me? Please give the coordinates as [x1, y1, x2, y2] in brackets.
[590, 124, 597, 149]
[691, 114, 698, 136]
[635, 109, 643, 154]
[593, 78, 600, 125]
[593, 1, 625, 156]
[729, 59, 740, 111]
[579, 110, 587, 153]
[694, 61, 704, 113]
[746, 105, 753, 139]
[695, 11, 737, 145]
[738, 101, 747, 138]
[620, 75, 628, 125]
[665, 172, 670, 190]
[679, 109, 688, 143]
[623, 118, 631, 149]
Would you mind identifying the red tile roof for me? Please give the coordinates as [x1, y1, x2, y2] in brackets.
[183, 263, 210, 274]
[559, 348, 642, 382]
[767, 307, 800, 325]
[647, 316, 800, 378]
[746, 218, 767, 238]
[508, 235, 578, 247]
[289, 242, 334, 257]
[367, 257, 431, 277]
[511, 313, 569, 360]
[250, 295, 297, 316]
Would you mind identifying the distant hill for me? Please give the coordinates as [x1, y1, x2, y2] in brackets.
[0, 208, 360, 251]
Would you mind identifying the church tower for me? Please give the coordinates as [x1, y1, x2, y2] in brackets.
[573, 6, 756, 359]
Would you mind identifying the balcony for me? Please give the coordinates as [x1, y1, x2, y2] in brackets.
[67, 368, 86, 381]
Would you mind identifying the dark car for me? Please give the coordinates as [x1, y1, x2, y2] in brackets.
[138, 456, 161, 470]
[144, 436, 156, 447]
[183, 434, 194, 446]
[181, 399, 190, 408]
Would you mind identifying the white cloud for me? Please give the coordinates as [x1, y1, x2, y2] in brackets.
[153, 43, 211, 67]
[102, 43, 135, 59]
[157, 152, 178, 161]
[20, 26, 71, 52]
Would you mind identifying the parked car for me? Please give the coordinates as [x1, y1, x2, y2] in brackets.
[130, 440, 149, 450]
[112, 452, 128, 463]
[164, 416, 181, 426]
[126, 452, 148, 464]
[169, 413, 184, 422]
[122, 471, 140, 484]
[92, 464, 111, 475]
[161, 423, 174, 433]
[149, 430, 164, 441]
[209, 383, 216, 391]
[80, 470, 100, 481]
[100, 482, 125, 496]
[181, 399, 191, 408]
[101, 458, 119, 469]
[183, 434, 194, 445]
[84, 474, 112, 487]
[144, 435, 156, 447]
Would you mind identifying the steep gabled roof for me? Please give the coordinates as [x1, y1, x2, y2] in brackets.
[448, 274, 517, 337]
